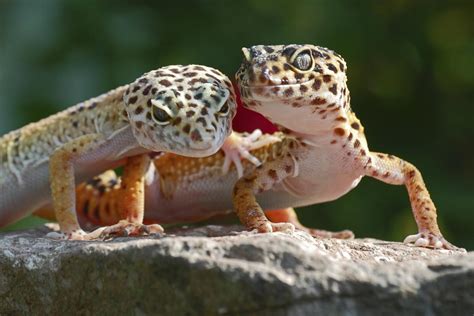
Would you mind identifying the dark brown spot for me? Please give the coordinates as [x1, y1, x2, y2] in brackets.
[284, 88, 294, 97]
[196, 117, 207, 126]
[185, 94, 192, 100]
[159, 79, 172, 87]
[135, 121, 143, 129]
[354, 139, 361, 148]
[335, 116, 346, 122]
[330, 140, 337, 144]
[327, 63, 338, 73]
[284, 165, 292, 174]
[190, 129, 202, 142]
[294, 72, 304, 80]
[351, 122, 360, 130]
[271, 65, 280, 74]
[268, 169, 278, 180]
[281, 77, 289, 85]
[338, 60, 345, 72]
[299, 85, 308, 93]
[134, 106, 144, 115]
[312, 79, 321, 90]
[329, 84, 338, 95]
[173, 117, 182, 126]
[283, 63, 291, 71]
[186, 110, 195, 118]
[334, 128, 345, 136]
[183, 72, 198, 77]
[182, 124, 191, 134]
[194, 93, 203, 100]
[193, 65, 206, 71]
[200, 107, 208, 115]
[360, 149, 366, 156]
[323, 75, 331, 82]
[310, 97, 326, 105]
[128, 96, 138, 104]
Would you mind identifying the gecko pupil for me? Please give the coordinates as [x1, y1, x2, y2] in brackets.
[152, 107, 171, 124]
[293, 51, 313, 71]
[218, 102, 229, 116]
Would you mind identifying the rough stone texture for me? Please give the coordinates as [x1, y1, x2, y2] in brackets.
[0, 224, 471, 315]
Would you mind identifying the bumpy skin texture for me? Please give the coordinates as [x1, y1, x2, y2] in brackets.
[35, 45, 460, 250]
[234, 44, 459, 250]
[0, 65, 239, 240]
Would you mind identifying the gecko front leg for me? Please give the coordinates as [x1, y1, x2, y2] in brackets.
[365, 152, 462, 250]
[232, 147, 297, 233]
[49, 133, 107, 240]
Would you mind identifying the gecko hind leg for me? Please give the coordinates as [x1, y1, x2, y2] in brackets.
[98, 154, 164, 238]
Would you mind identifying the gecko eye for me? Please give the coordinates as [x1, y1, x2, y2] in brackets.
[217, 101, 230, 116]
[152, 106, 173, 125]
[291, 49, 313, 71]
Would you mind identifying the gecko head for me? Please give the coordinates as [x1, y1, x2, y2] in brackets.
[123, 65, 236, 157]
[236, 44, 351, 133]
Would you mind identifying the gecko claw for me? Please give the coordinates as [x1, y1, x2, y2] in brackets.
[99, 220, 164, 239]
[403, 232, 465, 251]
[221, 130, 281, 177]
[254, 221, 295, 234]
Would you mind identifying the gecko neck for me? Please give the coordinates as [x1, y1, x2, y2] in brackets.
[259, 99, 350, 137]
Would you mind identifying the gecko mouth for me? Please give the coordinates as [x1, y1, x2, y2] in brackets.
[240, 78, 315, 90]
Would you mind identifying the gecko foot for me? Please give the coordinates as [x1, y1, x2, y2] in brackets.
[99, 220, 164, 238]
[46, 228, 106, 241]
[403, 232, 465, 251]
[221, 130, 281, 177]
[253, 221, 295, 234]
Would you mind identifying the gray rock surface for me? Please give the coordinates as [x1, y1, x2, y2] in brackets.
[0, 224, 471, 315]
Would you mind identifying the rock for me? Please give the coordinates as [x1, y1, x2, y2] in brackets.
[0, 224, 471, 315]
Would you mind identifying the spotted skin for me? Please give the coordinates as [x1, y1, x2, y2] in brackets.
[32, 45, 461, 250]
[36, 130, 352, 240]
[234, 44, 460, 250]
[0, 64, 240, 240]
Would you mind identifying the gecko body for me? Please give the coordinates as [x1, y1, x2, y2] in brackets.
[0, 65, 264, 239]
[34, 45, 459, 249]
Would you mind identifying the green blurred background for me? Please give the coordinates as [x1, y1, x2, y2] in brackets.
[0, 0, 473, 249]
